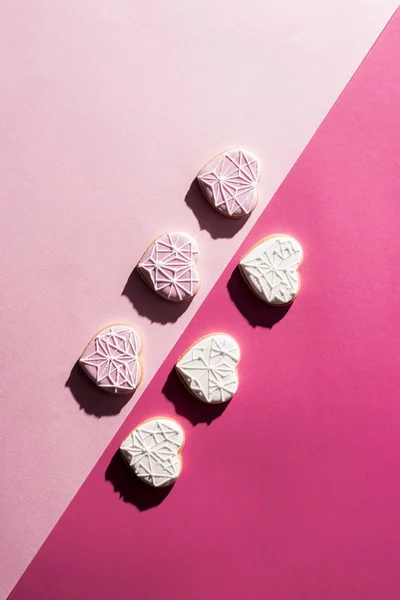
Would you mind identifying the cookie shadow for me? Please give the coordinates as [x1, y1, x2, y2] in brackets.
[185, 178, 249, 239]
[227, 266, 292, 328]
[162, 367, 229, 426]
[105, 450, 173, 510]
[122, 267, 192, 324]
[66, 361, 132, 418]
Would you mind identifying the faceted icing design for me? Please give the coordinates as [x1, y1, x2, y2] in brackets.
[80, 325, 142, 394]
[240, 234, 303, 305]
[138, 232, 200, 302]
[120, 418, 184, 487]
[176, 333, 240, 403]
[197, 149, 261, 218]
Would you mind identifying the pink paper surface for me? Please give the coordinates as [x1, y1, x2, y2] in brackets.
[2, 2, 397, 596]
[9, 9, 400, 599]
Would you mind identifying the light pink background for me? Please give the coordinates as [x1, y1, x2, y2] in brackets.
[9, 10, 400, 599]
[0, 1, 398, 597]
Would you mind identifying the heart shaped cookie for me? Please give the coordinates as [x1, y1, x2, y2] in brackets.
[137, 232, 200, 302]
[175, 333, 240, 403]
[197, 149, 261, 218]
[239, 234, 303, 305]
[79, 325, 142, 394]
[120, 418, 184, 487]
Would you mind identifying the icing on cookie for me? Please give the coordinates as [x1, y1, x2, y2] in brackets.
[138, 232, 200, 302]
[80, 325, 142, 394]
[175, 333, 240, 403]
[120, 418, 184, 487]
[197, 149, 261, 218]
[239, 234, 303, 305]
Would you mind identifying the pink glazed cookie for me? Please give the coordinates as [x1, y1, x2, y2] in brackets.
[197, 149, 261, 218]
[137, 232, 200, 302]
[79, 325, 143, 394]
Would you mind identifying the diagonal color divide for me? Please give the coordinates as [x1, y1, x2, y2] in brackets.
[8, 8, 400, 600]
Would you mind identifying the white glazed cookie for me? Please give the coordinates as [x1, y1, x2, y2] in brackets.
[175, 333, 240, 403]
[120, 418, 184, 487]
[197, 149, 261, 218]
[79, 325, 142, 394]
[137, 231, 200, 302]
[239, 234, 303, 305]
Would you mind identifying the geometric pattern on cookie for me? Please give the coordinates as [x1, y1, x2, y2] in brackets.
[137, 232, 200, 302]
[175, 333, 240, 403]
[120, 418, 184, 487]
[79, 325, 142, 394]
[197, 149, 261, 218]
[239, 234, 303, 305]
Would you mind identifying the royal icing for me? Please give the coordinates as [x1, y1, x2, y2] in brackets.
[197, 149, 261, 218]
[80, 325, 142, 394]
[239, 235, 303, 305]
[138, 232, 200, 302]
[175, 333, 240, 403]
[120, 418, 184, 487]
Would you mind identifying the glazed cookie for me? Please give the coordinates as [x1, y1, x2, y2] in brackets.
[137, 232, 200, 302]
[120, 418, 184, 487]
[79, 325, 142, 394]
[175, 333, 240, 403]
[197, 149, 261, 218]
[239, 234, 303, 305]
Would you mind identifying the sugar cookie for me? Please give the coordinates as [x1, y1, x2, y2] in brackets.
[79, 325, 142, 394]
[197, 149, 261, 218]
[239, 234, 303, 305]
[137, 231, 200, 302]
[175, 333, 240, 403]
[120, 417, 184, 487]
